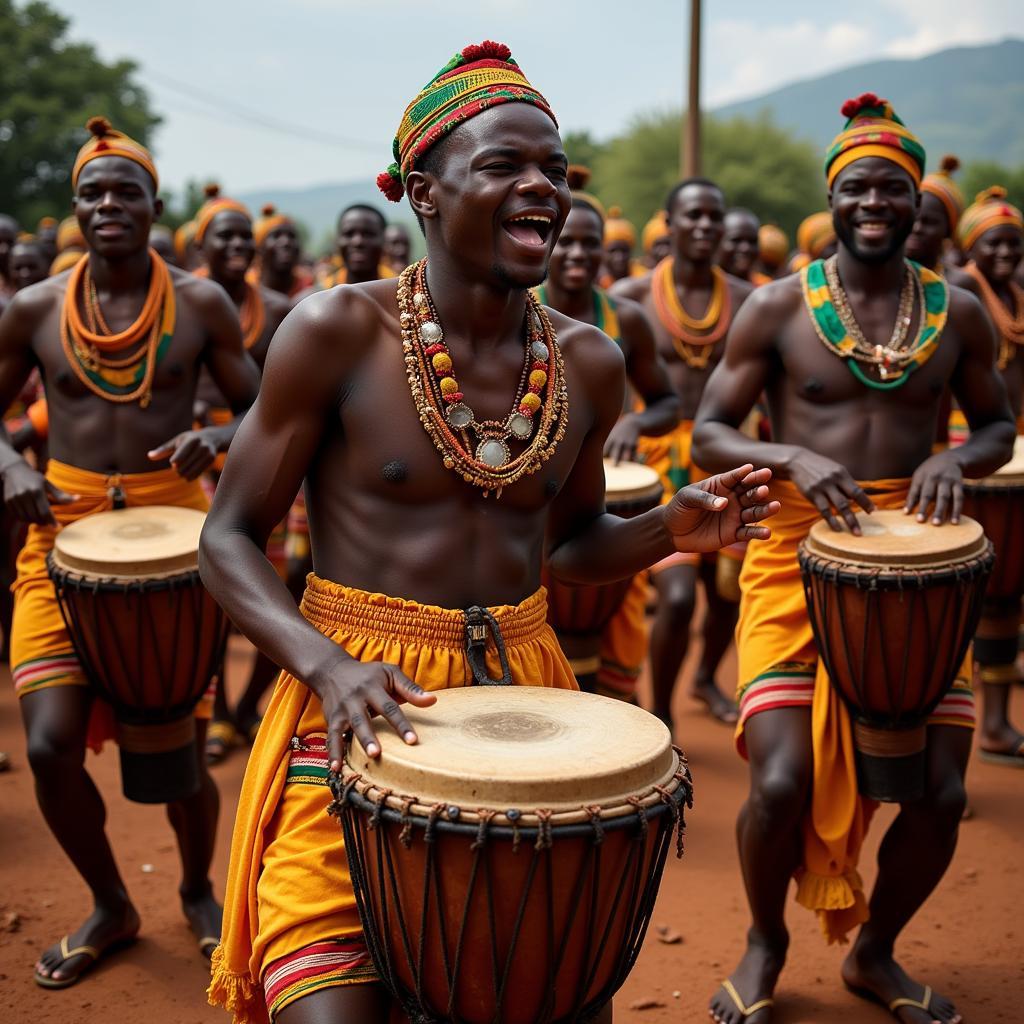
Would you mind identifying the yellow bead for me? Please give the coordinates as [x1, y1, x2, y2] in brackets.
[529, 370, 547, 389]
[432, 353, 452, 374]
[520, 392, 542, 412]
[440, 377, 459, 395]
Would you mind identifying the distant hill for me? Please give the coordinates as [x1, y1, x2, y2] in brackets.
[714, 38, 1024, 168]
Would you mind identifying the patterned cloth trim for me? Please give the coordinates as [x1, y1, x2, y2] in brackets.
[13, 652, 86, 696]
[263, 937, 377, 1019]
[285, 732, 330, 786]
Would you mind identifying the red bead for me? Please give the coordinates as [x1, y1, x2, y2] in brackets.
[443, 392, 464, 403]
[424, 343, 445, 356]
[531, 360, 547, 371]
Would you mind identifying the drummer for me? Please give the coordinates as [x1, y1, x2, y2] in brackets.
[535, 166, 680, 700]
[693, 93, 1014, 1022]
[201, 40, 777, 1024]
[0, 119, 259, 987]
[612, 176, 755, 729]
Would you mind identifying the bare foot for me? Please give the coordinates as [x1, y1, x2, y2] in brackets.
[182, 885, 223, 960]
[34, 900, 140, 986]
[692, 679, 739, 725]
[842, 946, 962, 1023]
[709, 934, 784, 1022]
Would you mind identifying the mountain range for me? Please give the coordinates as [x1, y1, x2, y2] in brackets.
[238, 38, 1024, 241]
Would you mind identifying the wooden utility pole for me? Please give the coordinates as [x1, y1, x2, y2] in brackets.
[682, 0, 702, 177]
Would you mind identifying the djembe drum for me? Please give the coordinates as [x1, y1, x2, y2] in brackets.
[799, 510, 992, 802]
[963, 437, 1024, 681]
[330, 687, 692, 1024]
[543, 460, 662, 691]
[48, 506, 228, 804]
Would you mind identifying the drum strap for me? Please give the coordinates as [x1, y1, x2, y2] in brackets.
[463, 606, 512, 686]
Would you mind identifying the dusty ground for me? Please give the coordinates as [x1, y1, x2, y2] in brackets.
[0, 632, 1021, 1024]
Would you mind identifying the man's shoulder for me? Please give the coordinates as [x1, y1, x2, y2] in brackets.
[282, 276, 398, 353]
[259, 284, 293, 323]
[2, 275, 64, 325]
[609, 274, 649, 303]
[548, 306, 625, 376]
[736, 271, 803, 319]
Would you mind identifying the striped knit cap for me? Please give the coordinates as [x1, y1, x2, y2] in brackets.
[921, 155, 965, 234]
[377, 40, 557, 202]
[957, 187, 1023, 251]
[195, 184, 251, 245]
[253, 204, 293, 247]
[72, 116, 159, 191]
[824, 93, 925, 188]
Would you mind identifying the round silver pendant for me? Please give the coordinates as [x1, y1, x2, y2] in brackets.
[446, 402, 474, 429]
[420, 321, 442, 345]
[476, 438, 509, 468]
[531, 340, 549, 362]
[508, 413, 533, 439]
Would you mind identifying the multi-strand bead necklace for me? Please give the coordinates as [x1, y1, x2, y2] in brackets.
[399, 259, 568, 498]
[964, 262, 1024, 370]
[650, 257, 733, 369]
[60, 249, 175, 407]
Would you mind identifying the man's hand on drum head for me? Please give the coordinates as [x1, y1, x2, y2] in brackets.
[788, 451, 875, 534]
[663, 464, 780, 554]
[148, 428, 220, 480]
[313, 658, 437, 767]
[603, 415, 642, 466]
[904, 450, 964, 525]
[2, 461, 77, 525]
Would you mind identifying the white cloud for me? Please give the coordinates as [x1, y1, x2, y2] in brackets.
[881, 0, 1024, 57]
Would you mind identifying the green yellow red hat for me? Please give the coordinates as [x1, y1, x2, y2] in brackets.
[824, 93, 925, 189]
[72, 116, 158, 191]
[957, 186, 1023, 251]
[378, 40, 557, 202]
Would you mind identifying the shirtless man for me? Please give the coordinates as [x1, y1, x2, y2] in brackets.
[694, 94, 1014, 1024]
[254, 205, 312, 299]
[202, 41, 776, 1024]
[383, 221, 412, 275]
[613, 179, 754, 728]
[718, 208, 769, 287]
[0, 118, 258, 988]
[0, 214, 18, 303]
[537, 172, 680, 697]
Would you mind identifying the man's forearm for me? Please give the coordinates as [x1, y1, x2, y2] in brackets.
[947, 419, 1016, 479]
[693, 419, 801, 478]
[207, 416, 243, 454]
[0, 437, 28, 476]
[548, 508, 675, 586]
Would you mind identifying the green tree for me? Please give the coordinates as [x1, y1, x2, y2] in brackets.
[562, 130, 607, 175]
[591, 110, 823, 241]
[0, 0, 160, 227]
[959, 161, 1024, 211]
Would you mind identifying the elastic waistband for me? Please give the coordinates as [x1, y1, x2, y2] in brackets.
[47, 458, 195, 496]
[299, 574, 551, 648]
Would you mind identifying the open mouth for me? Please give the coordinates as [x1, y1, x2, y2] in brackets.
[503, 211, 556, 248]
[855, 220, 891, 240]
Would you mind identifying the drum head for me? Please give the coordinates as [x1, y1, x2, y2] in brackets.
[52, 506, 206, 578]
[803, 509, 987, 568]
[603, 459, 662, 502]
[968, 435, 1024, 487]
[348, 687, 674, 812]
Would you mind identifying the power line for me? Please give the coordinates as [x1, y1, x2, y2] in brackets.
[144, 69, 381, 153]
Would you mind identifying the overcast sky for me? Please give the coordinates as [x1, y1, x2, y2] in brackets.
[48, 0, 1022, 197]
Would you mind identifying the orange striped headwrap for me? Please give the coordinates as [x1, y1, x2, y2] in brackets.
[921, 155, 965, 235]
[604, 207, 636, 248]
[253, 204, 293, 247]
[174, 220, 197, 263]
[378, 40, 557, 202]
[56, 216, 85, 254]
[72, 117, 158, 191]
[642, 211, 669, 254]
[194, 184, 251, 245]
[957, 187, 1023, 252]
[824, 93, 924, 189]
[796, 212, 836, 259]
[758, 224, 789, 268]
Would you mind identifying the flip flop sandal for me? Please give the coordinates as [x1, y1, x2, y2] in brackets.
[979, 739, 1024, 767]
[719, 978, 774, 1020]
[846, 981, 937, 1021]
[33, 934, 134, 990]
[198, 936, 219, 960]
[205, 720, 239, 765]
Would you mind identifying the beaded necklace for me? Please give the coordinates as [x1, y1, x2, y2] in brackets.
[60, 249, 175, 407]
[963, 262, 1024, 371]
[650, 256, 732, 368]
[801, 255, 949, 390]
[238, 281, 266, 350]
[399, 259, 568, 498]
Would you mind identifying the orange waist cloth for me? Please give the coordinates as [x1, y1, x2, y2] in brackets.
[209, 577, 577, 1024]
[736, 476, 911, 944]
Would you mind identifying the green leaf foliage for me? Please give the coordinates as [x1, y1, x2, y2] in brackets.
[587, 109, 823, 240]
[0, 0, 160, 228]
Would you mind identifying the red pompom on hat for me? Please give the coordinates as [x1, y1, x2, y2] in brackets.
[86, 115, 112, 138]
[261, 203, 276, 217]
[840, 93, 885, 119]
[377, 167, 404, 203]
[939, 154, 960, 174]
[461, 40, 511, 63]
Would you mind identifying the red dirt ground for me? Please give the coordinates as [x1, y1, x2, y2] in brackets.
[1, 633, 1021, 1024]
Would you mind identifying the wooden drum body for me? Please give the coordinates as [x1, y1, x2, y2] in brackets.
[543, 461, 662, 690]
[47, 506, 228, 804]
[963, 438, 1024, 668]
[330, 687, 692, 1023]
[799, 511, 992, 802]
